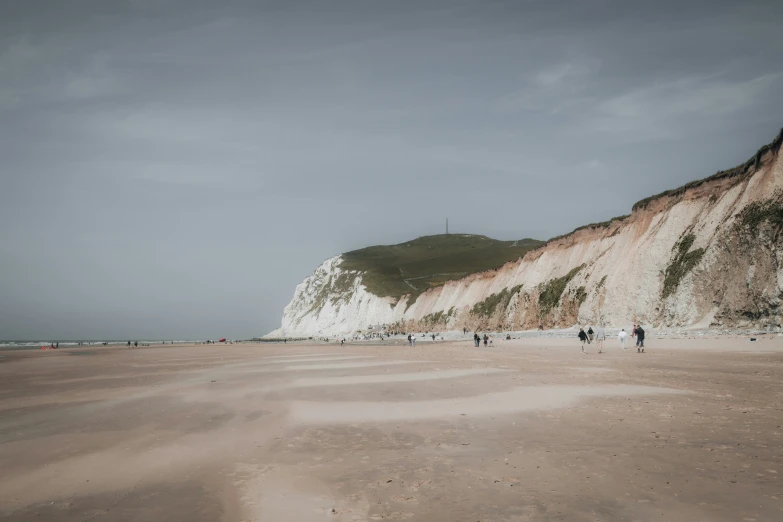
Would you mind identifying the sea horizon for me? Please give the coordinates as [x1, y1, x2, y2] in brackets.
[0, 339, 221, 351]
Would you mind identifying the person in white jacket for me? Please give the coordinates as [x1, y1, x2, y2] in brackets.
[595, 325, 606, 353]
[618, 329, 628, 350]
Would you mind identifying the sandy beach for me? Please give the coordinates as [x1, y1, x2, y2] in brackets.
[1, 337, 782, 521]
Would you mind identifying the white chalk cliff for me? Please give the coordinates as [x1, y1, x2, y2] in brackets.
[269, 130, 783, 337]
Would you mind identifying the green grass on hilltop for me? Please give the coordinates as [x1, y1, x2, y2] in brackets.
[339, 234, 544, 303]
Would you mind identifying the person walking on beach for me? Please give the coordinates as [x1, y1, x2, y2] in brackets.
[595, 325, 606, 353]
[489, 334, 493, 346]
[618, 329, 628, 350]
[412, 335, 416, 347]
[474, 332, 479, 347]
[578, 328, 589, 353]
[587, 327, 594, 344]
[134, 341, 138, 348]
[407, 334, 412, 346]
[483, 333, 488, 347]
[636, 325, 645, 352]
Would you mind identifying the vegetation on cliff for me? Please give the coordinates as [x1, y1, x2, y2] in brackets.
[339, 234, 543, 302]
[471, 285, 524, 317]
[421, 307, 456, 326]
[538, 265, 585, 313]
[546, 215, 629, 245]
[662, 234, 705, 299]
[736, 199, 783, 235]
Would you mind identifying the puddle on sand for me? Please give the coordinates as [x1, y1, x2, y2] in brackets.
[279, 361, 420, 371]
[246, 356, 375, 365]
[288, 368, 510, 388]
[235, 465, 362, 522]
[567, 367, 618, 373]
[289, 385, 682, 424]
[231, 360, 421, 375]
[257, 489, 334, 522]
[262, 353, 349, 359]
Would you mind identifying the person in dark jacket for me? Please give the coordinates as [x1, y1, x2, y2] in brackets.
[474, 332, 479, 347]
[636, 326, 645, 352]
[587, 327, 594, 344]
[483, 333, 488, 346]
[578, 328, 588, 353]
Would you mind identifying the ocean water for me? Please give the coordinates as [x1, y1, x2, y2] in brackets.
[0, 340, 198, 351]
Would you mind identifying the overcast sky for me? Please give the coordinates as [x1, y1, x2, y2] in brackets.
[1, 0, 782, 340]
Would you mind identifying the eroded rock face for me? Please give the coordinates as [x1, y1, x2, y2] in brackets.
[267, 257, 407, 338]
[270, 131, 783, 337]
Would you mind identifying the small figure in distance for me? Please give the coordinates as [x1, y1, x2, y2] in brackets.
[483, 333, 488, 347]
[578, 328, 588, 354]
[618, 329, 628, 350]
[134, 341, 138, 348]
[587, 326, 594, 344]
[595, 325, 606, 353]
[474, 332, 479, 347]
[489, 334, 493, 346]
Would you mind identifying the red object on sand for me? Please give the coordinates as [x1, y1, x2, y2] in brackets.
[219, 338, 226, 343]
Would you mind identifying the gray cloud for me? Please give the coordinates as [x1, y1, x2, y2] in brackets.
[1, 0, 782, 339]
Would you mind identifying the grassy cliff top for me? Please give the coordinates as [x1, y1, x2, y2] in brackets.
[632, 127, 783, 212]
[339, 234, 544, 302]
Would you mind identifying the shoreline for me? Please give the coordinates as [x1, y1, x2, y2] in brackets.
[264, 325, 783, 343]
[3, 331, 781, 358]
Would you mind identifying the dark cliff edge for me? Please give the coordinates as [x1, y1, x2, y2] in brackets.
[541, 127, 783, 249]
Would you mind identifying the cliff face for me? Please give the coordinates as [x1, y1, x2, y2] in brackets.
[269, 130, 783, 337]
[268, 257, 406, 337]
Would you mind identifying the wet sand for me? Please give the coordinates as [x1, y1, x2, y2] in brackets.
[1, 337, 782, 521]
